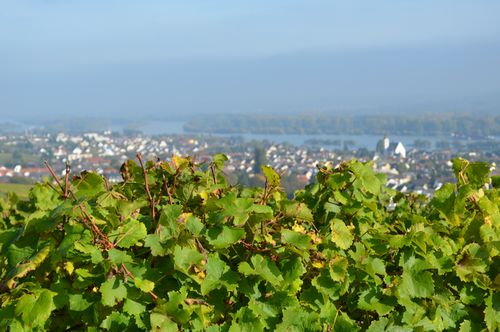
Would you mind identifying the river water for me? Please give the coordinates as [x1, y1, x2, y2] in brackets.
[132, 121, 489, 151]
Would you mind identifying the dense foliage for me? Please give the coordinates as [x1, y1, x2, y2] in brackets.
[184, 113, 500, 138]
[0, 155, 499, 331]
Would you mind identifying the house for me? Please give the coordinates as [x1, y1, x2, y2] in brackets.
[376, 136, 406, 158]
[391, 141, 406, 158]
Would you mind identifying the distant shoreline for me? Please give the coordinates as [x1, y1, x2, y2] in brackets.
[3, 117, 498, 153]
[182, 112, 500, 140]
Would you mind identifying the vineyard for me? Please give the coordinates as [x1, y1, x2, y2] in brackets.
[0, 155, 498, 331]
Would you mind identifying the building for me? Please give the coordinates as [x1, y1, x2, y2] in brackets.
[376, 136, 406, 158]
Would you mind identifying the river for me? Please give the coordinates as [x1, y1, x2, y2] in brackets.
[131, 121, 488, 151]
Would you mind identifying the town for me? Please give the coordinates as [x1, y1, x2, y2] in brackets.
[0, 130, 498, 197]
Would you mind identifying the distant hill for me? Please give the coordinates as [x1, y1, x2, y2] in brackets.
[184, 112, 500, 137]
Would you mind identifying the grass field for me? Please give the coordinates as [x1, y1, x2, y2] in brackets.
[0, 153, 40, 164]
[0, 183, 32, 199]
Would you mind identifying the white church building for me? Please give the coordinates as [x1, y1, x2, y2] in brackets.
[377, 136, 406, 158]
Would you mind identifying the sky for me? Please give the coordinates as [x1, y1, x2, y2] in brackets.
[1, 0, 500, 120]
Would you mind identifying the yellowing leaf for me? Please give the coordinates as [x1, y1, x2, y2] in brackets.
[330, 219, 353, 250]
[312, 261, 325, 269]
[292, 224, 306, 233]
[262, 165, 280, 188]
[134, 278, 155, 293]
[65, 261, 74, 275]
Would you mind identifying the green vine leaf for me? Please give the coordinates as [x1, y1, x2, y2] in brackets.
[109, 218, 147, 248]
[14, 289, 56, 328]
[100, 276, 127, 307]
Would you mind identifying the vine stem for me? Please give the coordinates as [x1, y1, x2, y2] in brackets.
[64, 162, 70, 198]
[196, 238, 208, 261]
[121, 263, 158, 301]
[44, 160, 65, 195]
[259, 179, 269, 205]
[210, 163, 222, 197]
[157, 170, 173, 205]
[79, 205, 114, 250]
[331, 308, 340, 331]
[209, 163, 217, 185]
[136, 153, 156, 221]
[44, 161, 113, 250]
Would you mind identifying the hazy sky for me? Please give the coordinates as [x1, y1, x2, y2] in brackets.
[1, 0, 500, 119]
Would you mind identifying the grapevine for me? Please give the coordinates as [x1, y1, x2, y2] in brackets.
[0, 155, 498, 331]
